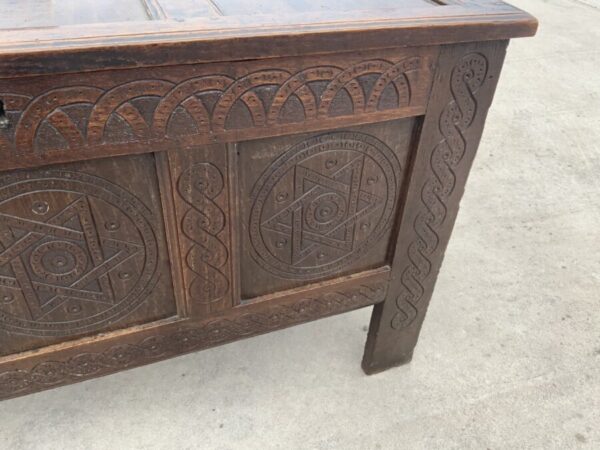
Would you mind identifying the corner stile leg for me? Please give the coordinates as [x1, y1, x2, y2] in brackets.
[362, 40, 509, 374]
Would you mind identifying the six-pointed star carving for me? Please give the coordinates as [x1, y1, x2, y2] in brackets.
[262, 156, 381, 265]
[0, 197, 142, 321]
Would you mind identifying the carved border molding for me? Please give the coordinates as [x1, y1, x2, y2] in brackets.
[391, 53, 489, 330]
[0, 280, 386, 399]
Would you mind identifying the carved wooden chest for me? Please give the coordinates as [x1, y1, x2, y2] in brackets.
[0, 0, 536, 399]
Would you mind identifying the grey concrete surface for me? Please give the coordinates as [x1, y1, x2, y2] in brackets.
[1, 0, 599, 448]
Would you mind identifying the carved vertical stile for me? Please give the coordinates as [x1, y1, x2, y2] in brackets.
[168, 146, 234, 317]
[154, 152, 188, 317]
[362, 40, 509, 373]
[226, 143, 243, 306]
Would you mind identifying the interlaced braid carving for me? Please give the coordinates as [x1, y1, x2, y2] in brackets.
[391, 53, 488, 330]
[177, 163, 229, 303]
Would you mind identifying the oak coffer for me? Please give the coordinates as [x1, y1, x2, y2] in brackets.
[0, 0, 537, 399]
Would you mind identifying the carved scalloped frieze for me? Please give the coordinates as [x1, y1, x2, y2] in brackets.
[0, 53, 433, 161]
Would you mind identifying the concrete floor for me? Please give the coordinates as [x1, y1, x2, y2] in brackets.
[1, 0, 599, 448]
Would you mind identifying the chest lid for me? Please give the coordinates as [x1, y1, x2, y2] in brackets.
[0, 0, 536, 76]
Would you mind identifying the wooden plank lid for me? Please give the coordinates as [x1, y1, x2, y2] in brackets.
[0, 0, 537, 76]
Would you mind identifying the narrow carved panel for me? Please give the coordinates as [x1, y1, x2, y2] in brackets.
[168, 145, 233, 316]
[0, 278, 387, 400]
[239, 119, 416, 299]
[0, 155, 177, 356]
[0, 47, 436, 171]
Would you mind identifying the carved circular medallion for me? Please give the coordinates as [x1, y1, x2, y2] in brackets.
[30, 241, 89, 284]
[0, 170, 159, 337]
[249, 131, 401, 279]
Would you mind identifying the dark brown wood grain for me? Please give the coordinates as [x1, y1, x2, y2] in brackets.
[0, 0, 536, 400]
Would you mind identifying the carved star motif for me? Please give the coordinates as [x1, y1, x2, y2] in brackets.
[262, 156, 380, 266]
[0, 197, 141, 321]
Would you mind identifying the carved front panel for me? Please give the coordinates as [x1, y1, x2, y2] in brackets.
[0, 155, 177, 355]
[238, 119, 416, 299]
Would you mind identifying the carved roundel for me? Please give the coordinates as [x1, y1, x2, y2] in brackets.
[29, 241, 89, 285]
[249, 131, 401, 279]
[0, 170, 159, 337]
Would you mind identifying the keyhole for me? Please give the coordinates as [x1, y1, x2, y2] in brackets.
[0, 100, 9, 129]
